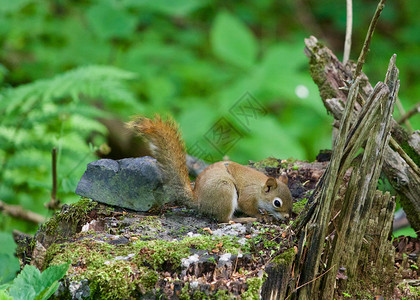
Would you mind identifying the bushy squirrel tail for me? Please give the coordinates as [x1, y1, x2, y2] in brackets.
[127, 116, 193, 203]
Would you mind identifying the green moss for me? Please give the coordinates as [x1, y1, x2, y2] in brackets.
[45, 237, 163, 297]
[397, 281, 420, 299]
[241, 275, 266, 300]
[133, 239, 191, 271]
[44, 232, 254, 298]
[308, 52, 338, 101]
[136, 268, 159, 293]
[44, 222, 288, 299]
[89, 261, 157, 299]
[253, 157, 280, 168]
[293, 198, 308, 215]
[68, 197, 98, 217]
[99, 204, 115, 215]
[45, 238, 115, 270]
[43, 198, 98, 236]
[208, 256, 216, 264]
[192, 290, 211, 300]
[133, 235, 245, 271]
[213, 289, 233, 300]
[272, 247, 296, 266]
[409, 286, 420, 297]
[89, 260, 136, 299]
[179, 282, 191, 300]
[136, 216, 162, 229]
[279, 157, 298, 169]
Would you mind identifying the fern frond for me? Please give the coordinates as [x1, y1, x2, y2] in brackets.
[0, 65, 138, 118]
[0, 65, 140, 211]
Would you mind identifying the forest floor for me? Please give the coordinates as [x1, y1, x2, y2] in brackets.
[21, 158, 419, 299]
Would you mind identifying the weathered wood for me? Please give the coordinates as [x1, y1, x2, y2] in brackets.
[363, 191, 395, 289]
[292, 48, 399, 299]
[304, 35, 420, 232]
[261, 248, 295, 300]
[295, 77, 362, 300]
[320, 56, 398, 298]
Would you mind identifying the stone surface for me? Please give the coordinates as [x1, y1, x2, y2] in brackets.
[75, 157, 168, 211]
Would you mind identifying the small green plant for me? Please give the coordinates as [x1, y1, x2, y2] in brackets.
[343, 292, 352, 298]
[0, 263, 69, 300]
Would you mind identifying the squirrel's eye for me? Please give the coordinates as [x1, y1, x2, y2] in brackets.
[273, 198, 282, 208]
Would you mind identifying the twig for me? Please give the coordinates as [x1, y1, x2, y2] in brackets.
[395, 98, 414, 132]
[45, 147, 61, 211]
[52, 147, 57, 201]
[398, 102, 420, 127]
[232, 255, 239, 277]
[354, 0, 386, 79]
[0, 200, 46, 224]
[343, 0, 353, 64]
[389, 136, 420, 176]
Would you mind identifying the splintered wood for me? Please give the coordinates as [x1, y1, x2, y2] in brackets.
[292, 38, 400, 299]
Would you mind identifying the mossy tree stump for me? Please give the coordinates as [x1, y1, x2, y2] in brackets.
[284, 38, 401, 299]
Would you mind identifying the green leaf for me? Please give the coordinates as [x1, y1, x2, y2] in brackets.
[0, 233, 20, 285]
[393, 226, 418, 238]
[86, 2, 137, 40]
[211, 11, 258, 69]
[39, 263, 69, 290]
[8, 266, 40, 300]
[231, 117, 306, 162]
[7, 264, 69, 300]
[0, 290, 13, 300]
[126, 0, 207, 16]
[34, 281, 59, 300]
[0, 0, 33, 13]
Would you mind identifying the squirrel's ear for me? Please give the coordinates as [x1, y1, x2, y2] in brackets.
[264, 177, 277, 193]
[278, 172, 288, 185]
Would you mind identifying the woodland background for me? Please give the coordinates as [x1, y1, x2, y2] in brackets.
[0, 0, 419, 284]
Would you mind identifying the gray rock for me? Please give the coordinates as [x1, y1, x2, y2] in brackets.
[69, 279, 90, 300]
[75, 157, 168, 211]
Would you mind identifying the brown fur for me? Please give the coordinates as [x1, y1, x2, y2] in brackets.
[195, 161, 292, 222]
[128, 117, 293, 222]
[126, 116, 193, 202]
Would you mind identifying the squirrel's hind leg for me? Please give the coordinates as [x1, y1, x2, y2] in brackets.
[231, 217, 257, 223]
[196, 179, 237, 223]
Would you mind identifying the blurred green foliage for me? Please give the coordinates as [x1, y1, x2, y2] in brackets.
[0, 66, 139, 234]
[0, 0, 418, 241]
[0, 232, 20, 284]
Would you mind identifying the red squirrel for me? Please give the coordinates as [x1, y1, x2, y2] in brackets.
[127, 116, 293, 223]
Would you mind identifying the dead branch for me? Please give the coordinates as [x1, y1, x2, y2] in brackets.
[343, 0, 353, 64]
[398, 102, 420, 125]
[304, 35, 420, 233]
[354, 0, 386, 79]
[45, 147, 61, 211]
[0, 200, 46, 224]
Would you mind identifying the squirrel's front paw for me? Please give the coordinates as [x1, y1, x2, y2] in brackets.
[256, 215, 272, 223]
[256, 210, 278, 223]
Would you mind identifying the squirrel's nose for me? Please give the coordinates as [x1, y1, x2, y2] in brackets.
[283, 213, 290, 219]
